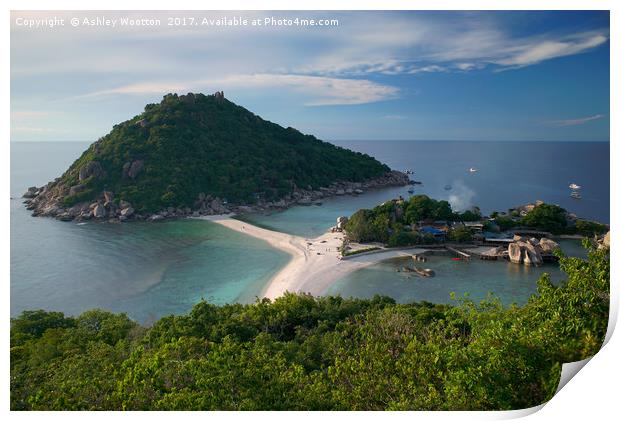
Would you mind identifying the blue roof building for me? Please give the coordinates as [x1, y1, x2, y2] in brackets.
[419, 226, 446, 237]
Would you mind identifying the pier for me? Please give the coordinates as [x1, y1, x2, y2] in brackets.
[446, 246, 471, 260]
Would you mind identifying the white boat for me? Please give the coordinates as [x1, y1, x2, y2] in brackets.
[469, 167, 478, 173]
[569, 183, 581, 190]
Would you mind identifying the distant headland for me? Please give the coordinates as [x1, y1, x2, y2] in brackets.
[22, 92, 409, 222]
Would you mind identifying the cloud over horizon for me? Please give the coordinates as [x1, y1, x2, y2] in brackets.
[549, 114, 606, 127]
[10, 11, 610, 142]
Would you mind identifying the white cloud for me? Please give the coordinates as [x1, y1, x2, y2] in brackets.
[495, 33, 608, 67]
[292, 16, 608, 76]
[76, 74, 399, 106]
[549, 114, 605, 127]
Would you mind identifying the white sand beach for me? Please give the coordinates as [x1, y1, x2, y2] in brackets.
[200, 215, 423, 299]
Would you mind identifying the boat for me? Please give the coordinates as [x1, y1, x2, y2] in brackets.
[407, 188, 415, 194]
[569, 183, 581, 190]
[444, 184, 452, 191]
[469, 167, 478, 173]
[570, 191, 582, 200]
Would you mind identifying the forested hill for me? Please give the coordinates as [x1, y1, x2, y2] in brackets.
[24, 92, 400, 220]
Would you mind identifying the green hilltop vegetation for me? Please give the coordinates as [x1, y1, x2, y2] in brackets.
[11, 241, 609, 410]
[52, 92, 391, 213]
[345, 195, 608, 247]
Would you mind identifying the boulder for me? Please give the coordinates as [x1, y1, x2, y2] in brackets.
[539, 238, 560, 253]
[78, 161, 104, 181]
[120, 207, 134, 217]
[119, 200, 132, 210]
[92, 203, 106, 219]
[22, 186, 39, 198]
[209, 198, 228, 214]
[336, 216, 349, 231]
[598, 231, 610, 250]
[148, 214, 164, 222]
[68, 184, 87, 196]
[103, 191, 114, 204]
[523, 243, 543, 266]
[508, 242, 522, 263]
[55, 212, 73, 221]
[604, 231, 611, 248]
[122, 160, 145, 179]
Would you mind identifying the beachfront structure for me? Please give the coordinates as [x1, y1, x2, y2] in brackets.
[418, 226, 446, 239]
[463, 221, 485, 232]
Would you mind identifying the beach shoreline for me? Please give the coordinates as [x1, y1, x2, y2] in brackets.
[198, 215, 421, 299]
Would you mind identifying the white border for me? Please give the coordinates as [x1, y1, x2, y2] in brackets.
[3, 1, 617, 419]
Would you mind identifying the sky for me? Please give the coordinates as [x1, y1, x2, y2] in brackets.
[10, 10, 610, 142]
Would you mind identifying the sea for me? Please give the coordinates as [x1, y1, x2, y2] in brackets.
[11, 140, 609, 323]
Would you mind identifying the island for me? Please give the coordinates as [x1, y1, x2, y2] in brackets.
[22, 92, 409, 222]
[339, 195, 609, 266]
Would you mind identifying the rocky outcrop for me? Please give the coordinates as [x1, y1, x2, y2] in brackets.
[508, 242, 522, 264]
[23, 170, 409, 224]
[539, 238, 560, 254]
[78, 161, 105, 181]
[508, 236, 555, 266]
[68, 184, 87, 196]
[598, 231, 610, 250]
[93, 203, 106, 219]
[22, 186, 39, 199]
[122, 160, 144, 179]
[335, 216, 348, 232]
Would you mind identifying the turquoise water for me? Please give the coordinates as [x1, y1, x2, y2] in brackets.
[11, 142, 290, 323]
[326, 240, 587, 307]
[11, 141, 607, 322]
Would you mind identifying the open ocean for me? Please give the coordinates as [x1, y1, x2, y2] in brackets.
[11, 140, 609, 322]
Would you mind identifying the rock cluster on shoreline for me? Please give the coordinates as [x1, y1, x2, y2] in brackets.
[507, 235, 560, 266]
[22, 170, 410, 223]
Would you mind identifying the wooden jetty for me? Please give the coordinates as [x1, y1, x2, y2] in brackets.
[446, 246, 471, 260]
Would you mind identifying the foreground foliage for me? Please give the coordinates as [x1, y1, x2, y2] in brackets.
[11, 242, 609, 410]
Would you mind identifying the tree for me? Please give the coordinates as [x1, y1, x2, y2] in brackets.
[521, 204, 567, 233]
[10, 242, 609, 411]
[458, 206, 481, 222]
[447, 226, 473, 242]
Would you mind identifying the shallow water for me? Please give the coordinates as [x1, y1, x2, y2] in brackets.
[11, 140, 607, 321]
[11, 142, 290, 323]
[326, 240, 587, 307]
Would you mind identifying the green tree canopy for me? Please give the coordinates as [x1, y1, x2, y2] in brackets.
[10, 242, 609, 410]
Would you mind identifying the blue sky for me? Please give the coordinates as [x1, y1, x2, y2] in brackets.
[10, 10, 610, 142]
